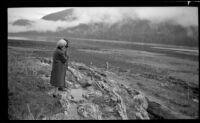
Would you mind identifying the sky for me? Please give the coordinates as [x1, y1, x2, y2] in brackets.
[8, 7, 198, 33]
[8, 7, 68, 22]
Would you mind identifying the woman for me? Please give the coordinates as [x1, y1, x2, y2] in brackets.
[50, 38, 69, 92]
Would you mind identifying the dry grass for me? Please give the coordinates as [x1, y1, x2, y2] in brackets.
[8, 48, 63, 120]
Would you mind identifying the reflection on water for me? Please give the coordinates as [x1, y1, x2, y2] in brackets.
[152, 47, 198, 53]
[8, 36, 198, 57]
[8, 36, 60, 42]
[8, 36, 30, 41]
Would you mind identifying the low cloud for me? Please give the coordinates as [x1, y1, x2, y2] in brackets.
[72, 8, 139, 24]
[133, 7, 198, 27]
[8, 19, 83, 33]
[8, 7, 198, 33]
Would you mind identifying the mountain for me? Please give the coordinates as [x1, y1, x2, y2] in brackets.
[12, 19, 33, 26]
[42, 8, 77, 21]
[9, 9, 198, 47]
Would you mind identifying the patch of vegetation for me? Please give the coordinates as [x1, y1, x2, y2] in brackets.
[8, 48, 62, 120]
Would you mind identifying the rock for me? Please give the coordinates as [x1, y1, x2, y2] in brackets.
[118, 83, 140, 97]
[133, 93, 148, 110]
[68, 67, 84, 82]
[83, 90, 103, 100]
[111, 89, 128, 120]
[69, 88, 86, 103]
[124, 92, 150, 120]
[40, 75, 50, 83]
[50, 113, 65, 120]
[81, 78, 93, 88]
[64, 111, 68, 115]
[74, 84, 81, 89]
[76, 64, 104, 81]
[115, 103, 128, 120]
[192, 98, 199, 103]
[146, 100, 178, 119]
[95, 80, 110, 92]
[134, 108, 150, 119]
[110, 96, 118, 103]
[43, 58, 52, 64]
[40, 58, 52, 66]
[104, 106, 114, 112]
[160, 83, 168, 87]
[87, 79, 93, 85]
[62, 104, 81, 120]
[45, 74, 50, 77]
[66, 70, 77, 83]
[86, 86, 94, 91]
[65, 80, 73, 88]
[49, 62, 151, 120]
[68, 67, 92, 88]
[60, 97, 70, 111]
[41, 116, 47, 120]
[103, 95, 111, 103]
[77, 103, 102, 120]
[37, 115, 47, 120]
[47, 89, 62, 99]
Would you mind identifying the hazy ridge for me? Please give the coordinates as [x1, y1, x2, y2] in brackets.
[9, 8, 198, 47]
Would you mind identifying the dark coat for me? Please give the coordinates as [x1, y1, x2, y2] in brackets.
[50, 48, 68, 87]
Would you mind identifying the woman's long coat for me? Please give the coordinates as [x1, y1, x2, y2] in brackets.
[50, 48, 68, 87]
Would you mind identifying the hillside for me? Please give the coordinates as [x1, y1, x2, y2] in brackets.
[8, 39, 199, 120]
[8, 48, 192, 119]
[7, 46, 153, 120]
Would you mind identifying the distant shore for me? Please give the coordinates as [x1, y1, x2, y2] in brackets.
[8, 36, 198, 53]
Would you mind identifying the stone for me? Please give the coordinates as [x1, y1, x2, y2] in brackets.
[130, 93, 150, 119]
[64, 111, 68, 115]
[87, 79, 93, 85]
[50, 113, 65, 120]
[111, 89, 128, 120]
[160, 83, 168, 87]
[133, 93, 148, 110]
[104, 106, 114, 112]
[65, 80, 73, 88]
[83, 90, 103, 100]
[77, 103, 102, 120]
[110, 96, 118, 102]
[69, 88, 86, 103]
[38, 115, 47, 120]
[74, 84, 81, 89]
[192, 98, 199, 103]
[62, 104, 80, 120]
[104, 95, 111, 103]
[60, 98, 70, 111]
[68, 67, 84, 81]
[114, 99, 128, 120]
[41, 116, 47, 120]
[134, 108, 150, 120]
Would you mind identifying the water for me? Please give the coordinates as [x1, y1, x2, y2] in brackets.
[8, 36, 198, 61]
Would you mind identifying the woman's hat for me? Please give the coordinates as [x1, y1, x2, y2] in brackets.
[57, 39, 67, 47]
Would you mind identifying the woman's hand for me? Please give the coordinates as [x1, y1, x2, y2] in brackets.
[61, 47, 66, 51]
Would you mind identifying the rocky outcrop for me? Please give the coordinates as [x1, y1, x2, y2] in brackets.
[46, 62, 151, 120]
[77, 103, 102, 120]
